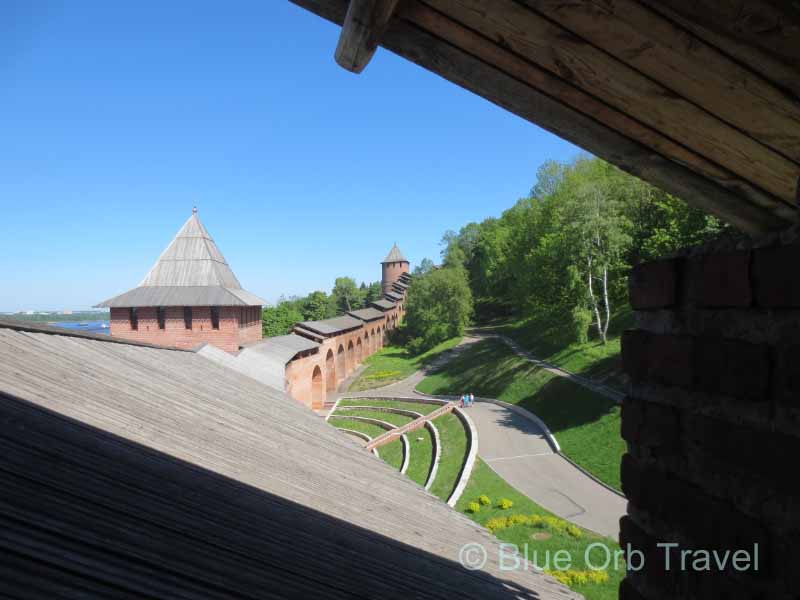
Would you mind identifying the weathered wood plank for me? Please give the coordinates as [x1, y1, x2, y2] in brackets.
[518, 0, 800, 161]
[645, 0, 800, 67]
[639, 0, 800, 100]
[422, 0, 799, 204]
[335, 0, 402, 72]
[290, 0, 793, 231]
[401, 1, 795, 223]
[0, 324, 580, 599]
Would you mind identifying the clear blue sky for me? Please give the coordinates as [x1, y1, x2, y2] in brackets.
[0, 1, 581, 312]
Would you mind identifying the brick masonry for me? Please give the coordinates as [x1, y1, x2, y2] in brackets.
[382, 260, 409, 295]
[110, 305, 262, 353]
[621, 230, 800, 599]
[286, 303, 405, 409]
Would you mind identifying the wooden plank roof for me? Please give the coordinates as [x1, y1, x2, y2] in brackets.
[347, 307, 387, 322]
[382, 243, 408, 263]
[0, 321, 578, 599]
[370, 298, 396, 311]
[96, 209, 265, 308]
[199, 333, 320, 392]
[290, 0, 800, 234]
[298, 315, 365, 335]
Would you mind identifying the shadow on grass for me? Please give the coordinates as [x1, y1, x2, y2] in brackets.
[516, 377, 617, 435]
[421, 339, 618, 435]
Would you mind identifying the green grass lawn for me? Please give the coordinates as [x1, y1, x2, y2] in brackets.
[331, 406, 434, 487]
[333, 398, 469, 502]
[457, 459, 624, 600]
[326, 416, 405, 470]
[338, 398, 442, 415]
[347, 337, 462, 392]
[417, 339, 624, 491]
[482, 307, 634, 392]
[427, 411, 469, 502]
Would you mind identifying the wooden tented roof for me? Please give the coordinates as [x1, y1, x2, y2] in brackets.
[0, 321, 578, 599]
[291, 0, 800, 234]
[382, 243, 408, 263]
[97, 209, 265, 307]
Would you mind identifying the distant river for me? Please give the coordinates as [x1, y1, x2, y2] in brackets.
[50, 320, 111, 335]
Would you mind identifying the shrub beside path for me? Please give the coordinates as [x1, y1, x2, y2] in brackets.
[338, 335, 626, 538]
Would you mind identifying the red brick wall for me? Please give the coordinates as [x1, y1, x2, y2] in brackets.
[110, 305, 261, 353]
[286, 352, 326, 409]
[620, 232, 800, 599]
[382, 261, 409, 295]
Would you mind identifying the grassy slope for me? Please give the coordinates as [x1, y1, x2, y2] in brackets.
[427, 412, 469, 502]
[330, 400, 469, 500]
[457, 459, 624, 600]
[417, 339, 624, 490]
[347, 337, 462, 392]
[486, 306, 634, 392]
[338, 398, 441, 415]
[331, 407, 434, 487]
[326, 417, 404, 470]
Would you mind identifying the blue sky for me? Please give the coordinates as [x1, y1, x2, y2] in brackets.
[0, 1, 581, 312]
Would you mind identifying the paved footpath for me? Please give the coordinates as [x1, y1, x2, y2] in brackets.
[340, 335, 626, 538]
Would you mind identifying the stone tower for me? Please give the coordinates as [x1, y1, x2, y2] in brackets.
[381, 243, 409, 295]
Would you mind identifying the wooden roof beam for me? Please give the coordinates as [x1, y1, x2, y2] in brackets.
[335, 0, 402, 73]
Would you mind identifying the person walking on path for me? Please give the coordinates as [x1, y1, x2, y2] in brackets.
[469, 392, 475, 407]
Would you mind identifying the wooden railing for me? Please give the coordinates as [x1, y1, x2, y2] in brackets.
[365, 402, 455, 451]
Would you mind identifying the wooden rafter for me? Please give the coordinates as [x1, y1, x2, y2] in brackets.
[640, 1, 800, 100]
[335, 0, 402, 72]
[290, 0, 799, 232]
[423, 0, 799, 205]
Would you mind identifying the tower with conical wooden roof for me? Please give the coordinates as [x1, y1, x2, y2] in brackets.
[381, 243, 409, 296]
[97, 208, 264, 352]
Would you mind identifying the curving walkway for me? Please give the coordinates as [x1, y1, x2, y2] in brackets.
[339, 336, 626, 538]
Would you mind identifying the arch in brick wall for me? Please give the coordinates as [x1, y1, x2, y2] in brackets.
[364, 331, 370, 355]
[336, 344, 345, 383]
[325, 349, 335, 392]
[311, 365, 324, 409]
[347, 340, 354, 374]
[356, 337, 363, 363]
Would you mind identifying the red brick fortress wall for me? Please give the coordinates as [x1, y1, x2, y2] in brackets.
[110, 306, 261, 352]
[619, 230, 800, 599]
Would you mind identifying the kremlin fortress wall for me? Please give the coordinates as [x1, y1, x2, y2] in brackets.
[98, 210, 409, 409]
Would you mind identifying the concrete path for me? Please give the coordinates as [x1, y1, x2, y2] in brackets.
[337, 335, 626, 538]
[467, 401, 625, 538]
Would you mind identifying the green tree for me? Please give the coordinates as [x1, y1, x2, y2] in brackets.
[332, 277, 362, 313]
[262, 302, 304, 337]
[404, 267, 473, 353]
[301, 290, 335, 321]
[364, 281, 383, 305]
[413, 257, 435, 276]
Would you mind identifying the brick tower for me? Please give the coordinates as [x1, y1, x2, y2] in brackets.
[381, 243, 409, 295]
[96, 208, 264, 353]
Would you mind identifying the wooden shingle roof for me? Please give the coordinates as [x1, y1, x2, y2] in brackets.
[0, 321, 578, 599]
[96, 209, 265, 308]
[382, 243, 408, 263]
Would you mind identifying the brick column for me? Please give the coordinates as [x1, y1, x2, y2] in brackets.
[620, 228, 800, 599]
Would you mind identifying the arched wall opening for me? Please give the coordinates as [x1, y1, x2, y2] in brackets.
[336, 344, 345, 383]
[311, 366, 324, 409]
[347, 340, 354, 374]
[325, 349, 335, 392]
